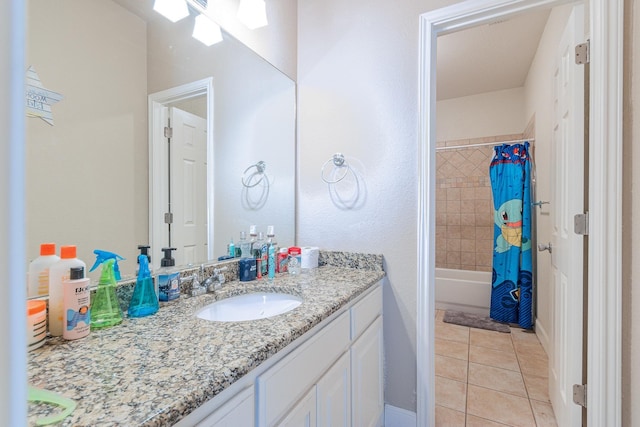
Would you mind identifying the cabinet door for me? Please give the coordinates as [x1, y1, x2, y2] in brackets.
[317, 351, 350, 426]
[196, 386, 254, 427]
[276, 387, 317, 427]
[351, 316, 383, 427]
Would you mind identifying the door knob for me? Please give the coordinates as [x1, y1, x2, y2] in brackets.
[537, 243, 552, 253]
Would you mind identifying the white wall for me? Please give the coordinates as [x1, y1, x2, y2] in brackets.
[26, 0, 148, 280]
[298, 0, 466, 412]
[436, 87, 526, 142]
[522, 5, 573, 353]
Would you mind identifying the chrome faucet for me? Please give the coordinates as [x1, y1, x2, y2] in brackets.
[203, 266, 228, 293]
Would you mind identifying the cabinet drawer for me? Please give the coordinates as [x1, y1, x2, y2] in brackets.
[350, 284, 382, 340]
[258, 311, 350, 426]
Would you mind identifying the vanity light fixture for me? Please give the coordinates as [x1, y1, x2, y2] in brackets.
[237, 0, 268, 29]
[153, 0, 189, 23]
[192, 14, 223, 46]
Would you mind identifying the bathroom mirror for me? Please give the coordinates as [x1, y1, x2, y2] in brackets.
[25, 0, 295, 284]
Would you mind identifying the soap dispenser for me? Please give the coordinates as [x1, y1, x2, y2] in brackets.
[90, 259, 123, 330]
[128, 255, 159, 318]
[158, 247, 180, 302]
[136, 245, 152, 275]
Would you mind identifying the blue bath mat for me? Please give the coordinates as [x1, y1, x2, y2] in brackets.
[443, 310, 511, 333]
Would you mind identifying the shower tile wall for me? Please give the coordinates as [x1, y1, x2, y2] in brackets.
[436, 134, 524, 272]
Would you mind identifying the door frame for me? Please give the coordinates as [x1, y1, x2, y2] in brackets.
[417, 0, 622, 426]
[149, 78, 215, 262]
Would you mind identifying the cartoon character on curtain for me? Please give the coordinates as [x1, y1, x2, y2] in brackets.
[489, 142, 533, 329]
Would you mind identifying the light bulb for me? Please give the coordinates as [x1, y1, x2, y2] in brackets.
[193, 14, 223, 46]
[237, 0, 268, 29]
[153, 0, 189, 23]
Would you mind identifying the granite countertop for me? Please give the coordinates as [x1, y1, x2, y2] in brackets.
[27, 252, 384, 426]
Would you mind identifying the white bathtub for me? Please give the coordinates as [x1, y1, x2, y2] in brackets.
[435, 268, 492, 316]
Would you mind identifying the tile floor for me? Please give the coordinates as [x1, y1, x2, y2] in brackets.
[435, 310, 558, 427]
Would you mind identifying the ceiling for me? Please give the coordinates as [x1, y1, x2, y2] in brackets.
[436, 8, 551, 101]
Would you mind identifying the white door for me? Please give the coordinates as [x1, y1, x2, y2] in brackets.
[170, 107, 208, 266]
[549, 5, 585, 426]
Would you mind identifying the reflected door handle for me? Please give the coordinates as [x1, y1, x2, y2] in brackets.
[537, 243, 552, 253]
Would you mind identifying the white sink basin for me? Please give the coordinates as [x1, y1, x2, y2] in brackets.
[196, 292, 303, 322]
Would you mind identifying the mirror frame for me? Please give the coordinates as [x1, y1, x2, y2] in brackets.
[148, 77, 215, 263]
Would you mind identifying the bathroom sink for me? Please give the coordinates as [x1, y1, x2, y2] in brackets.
[196, 292, 303, 322]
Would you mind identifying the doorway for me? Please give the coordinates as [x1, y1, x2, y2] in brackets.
[417, 0, 623, 426]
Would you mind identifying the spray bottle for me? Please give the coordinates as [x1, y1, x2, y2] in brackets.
[90, 259, 123, 330]
[158, 247, 180, 301]
[136, 245, 152, 275]
[128, 255, 159, 318]
[90, 250, 125, 281]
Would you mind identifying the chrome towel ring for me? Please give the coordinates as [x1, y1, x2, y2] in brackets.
[241, 160, 268, 188]
[321, 153, 351, 184]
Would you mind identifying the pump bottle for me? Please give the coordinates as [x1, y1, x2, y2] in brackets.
[49, 245, 86, 336]
[158, 247, 180, 301]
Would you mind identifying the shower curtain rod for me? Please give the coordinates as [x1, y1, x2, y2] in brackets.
[435, 138, 535, 151]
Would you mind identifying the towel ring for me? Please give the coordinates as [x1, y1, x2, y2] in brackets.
[241, 161, 268, 188]
[321, 153, 351, 184]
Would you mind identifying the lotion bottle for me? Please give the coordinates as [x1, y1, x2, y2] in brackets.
[28, 243, 60, 297]
[49, 245, 86, 336]
[63, 266, 90, 340]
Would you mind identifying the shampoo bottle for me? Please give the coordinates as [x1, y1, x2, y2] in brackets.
[90, 259, 123, 330]
[28, 243, 60, 297]
[128, 255, 159, 318]
[49, 245, 86, 337]
[158, 247, 180, 302]
[63, 266, 90, 340]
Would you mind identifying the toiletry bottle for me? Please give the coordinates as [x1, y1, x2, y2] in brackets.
[268, 242, 276, 281]
[249, 225, 258, 255]
[259, 232, 268, 277]
[254, 232, 265, 279]
[238, 231, 251, 258]
[90, 259, 123, 330]
[89, 249, 125, 281]
[128, 255, 159, 318]
[228, 238, 235, 258]
[28, 243, 60, 297]
[288, 247, 302, 275]
[136, 245, 152, 275]
[49, 245, 86, 337]
[158, 247, 180, 301]
[266, 226, 278, 274]
[27, 300, 47, 351]
[63, 266, 91, 340]
[277, 247, 289, 273]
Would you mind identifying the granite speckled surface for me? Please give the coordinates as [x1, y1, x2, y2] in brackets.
[28, 253, 384, 426]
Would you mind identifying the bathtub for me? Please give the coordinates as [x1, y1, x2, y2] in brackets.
[435, 268, 492, 316]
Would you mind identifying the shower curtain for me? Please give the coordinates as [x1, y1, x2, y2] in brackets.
[489, 142, 533, 329]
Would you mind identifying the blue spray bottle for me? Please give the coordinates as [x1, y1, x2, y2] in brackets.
[90, 250, 125, 281]
[128, 255, 159, 318]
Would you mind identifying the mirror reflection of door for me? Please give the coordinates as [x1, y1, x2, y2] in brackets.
[167, 99, 207, 267]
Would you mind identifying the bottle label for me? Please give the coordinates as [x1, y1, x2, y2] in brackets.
[63, 278, 91, 340]
[158, 272, 180, 301]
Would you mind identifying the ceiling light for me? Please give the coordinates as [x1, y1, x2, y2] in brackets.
[192, 14, 223, 46]
[153, 0, 189, 23]
[237, 0, 268, 29]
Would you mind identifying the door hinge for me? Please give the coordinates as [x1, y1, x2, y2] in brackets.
[573, 384, 587, 408]
[164, 126, 173, 138]
[575, 41, 590, 65]
[574, 212, 589, 235]
[164, 212, 173, 224]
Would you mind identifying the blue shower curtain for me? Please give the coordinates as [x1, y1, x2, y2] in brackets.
[489, 142, 533, 329]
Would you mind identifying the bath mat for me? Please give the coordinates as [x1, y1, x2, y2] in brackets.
[443, 310, 511, 333]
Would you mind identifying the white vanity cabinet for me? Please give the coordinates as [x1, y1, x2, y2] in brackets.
[179, 282, 383, 427]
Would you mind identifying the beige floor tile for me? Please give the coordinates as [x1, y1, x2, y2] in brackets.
[531, 400, 558, 427]
[436, 338, 469, 360]
[523, 373, 550, 402]
[435, 405, 466, 427]
[469, 345, 519, 372]
[513, 340, 547, 358]
[435, 376, 467, 412]
[467, 384, 536, 427]
[470, 329, 514, 352]
[517, 354, 549, 378]
[436, 322, 470, 344]
[510, 328, 541, 343]
[466, 414, 512, 427]
[468, 363, 526, 397]
[436, 354, 468, 382]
